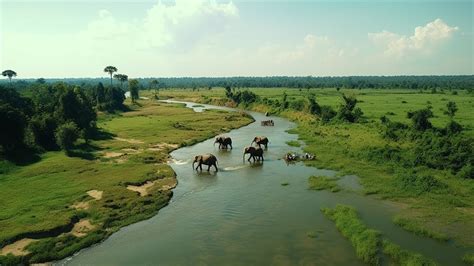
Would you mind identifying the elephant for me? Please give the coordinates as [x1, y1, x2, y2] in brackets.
[251, 136, 269, 149]
[243, 146, 264, 162]
[193, 154, 218, 172]
[214, 136, 233, 149]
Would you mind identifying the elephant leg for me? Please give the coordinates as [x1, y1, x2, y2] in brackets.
[214, 163, 218, 172]
[199, 164, 203, 171]
[262, 155, 264, 161]
[230, 143, 233, 149]
[207, 165, 211, 171]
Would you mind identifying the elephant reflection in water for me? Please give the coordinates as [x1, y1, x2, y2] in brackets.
[193, 154, 218, 172]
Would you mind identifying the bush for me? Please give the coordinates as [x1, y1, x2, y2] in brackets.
[55, 122, 80, 151]
[444, 120, 463, 135]
[396, 172, 447, 195]
[407, 108, 433, 131]
[320, 105, 337, 122]
[457, 164, 473, 179]
[412, 133, 473, 174]
[337, 94, 364, 123]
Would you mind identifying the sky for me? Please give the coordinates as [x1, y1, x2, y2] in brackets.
[0, 0, 472, 78]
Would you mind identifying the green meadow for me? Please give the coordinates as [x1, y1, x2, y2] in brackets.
[0, 100, 252, 264]
[158, 87, 474, 250]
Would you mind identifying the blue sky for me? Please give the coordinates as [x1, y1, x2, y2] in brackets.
[0, 0, 472, 78]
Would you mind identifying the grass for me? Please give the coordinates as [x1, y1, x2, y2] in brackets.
[321, 205, 381, 265]
[0, 99, 253, 264]
[281, 182, 289, 186]
[322, 205, 436, 266]
[463, 253, 474, 264]
[308, 175, 341, 192]
[157, 87, 474, 247]
[286, 140, 301, 147]
[392, 216, 449, 242]
[382, 239, 436, 266]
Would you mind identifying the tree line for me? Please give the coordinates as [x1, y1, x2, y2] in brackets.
[0, 66, 142, 158]
[2, 75, 473, 92]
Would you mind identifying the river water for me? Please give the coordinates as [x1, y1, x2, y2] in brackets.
[61, 101, 466, 265]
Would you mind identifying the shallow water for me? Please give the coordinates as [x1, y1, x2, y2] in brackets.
[61, 101, 467, 265]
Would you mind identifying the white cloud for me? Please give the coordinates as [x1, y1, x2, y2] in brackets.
[78, 0, 238, 52]
[369, 18, 458, 57]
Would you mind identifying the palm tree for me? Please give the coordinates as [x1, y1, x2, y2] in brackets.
[103, 66, 117, 86]
[113, 74, 128, 88]
[2, 70, 17, 84]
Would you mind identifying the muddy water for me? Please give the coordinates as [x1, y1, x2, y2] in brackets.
[62, 101, 466, 265]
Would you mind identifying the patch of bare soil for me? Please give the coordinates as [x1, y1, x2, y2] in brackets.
[71, 219, 95, 237]
[114, 137, 144, 144]
[127, 177, 177, 196]
[127, 181, 156, 196]
[121, 148, 142, 154]
[71, 201, 90, 210]
[87, 190, 103, 200]
[103, 152, 124, 158]
[148, 143, 179, 151]
[0, 238, 38, 256]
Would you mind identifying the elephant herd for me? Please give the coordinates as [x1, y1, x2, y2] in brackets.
[192, 136, 269, 172]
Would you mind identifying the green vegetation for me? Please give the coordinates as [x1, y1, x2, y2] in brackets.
[322, 205, 436, 265]
[463, 253, 474, 264]
[281, 182, 289, 186]
[0, 98, 252, 264]
[321, 205, 381, 265]
[392, 216, 449, 241]
[129, 79, 139, 103]
[158, 87, 474, 247]
[382, 239, 436, 266]
[308, 175, 341, 192]
[286, 140, 301, 147]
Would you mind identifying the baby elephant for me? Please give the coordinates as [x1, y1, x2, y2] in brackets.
[214, 136, 233, 149]
[243, 146, 264, 162]
[193, 154, 218, 172]
[251, 136, 269, 149]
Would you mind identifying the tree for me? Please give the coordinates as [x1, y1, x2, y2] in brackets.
[129, 79, 140, 103]
[150, 79, 159, 99]
[36, 78, 46, 84]
[113, 73, 128, 88]
[55, 122, 80, 151]
[444, 101, 458, 119]
[2, 70, 17, 84]
[103, 66, 118, 86]
[0, 87, 31, 151]
[337, 94, 363, 122]
[407, 108, 433, 131]
[307, 94, 321, 115]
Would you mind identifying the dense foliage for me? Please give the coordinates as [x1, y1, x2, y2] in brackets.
[0, 82, 125, 157]
[3, 75, 473, 92]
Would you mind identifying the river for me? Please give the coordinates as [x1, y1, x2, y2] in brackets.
[60, 101, 466, 265]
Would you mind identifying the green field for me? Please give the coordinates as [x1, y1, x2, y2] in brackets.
[158, 87, 474, 250]
[158, 87, 474, 134]
[0, 99, 252, 264]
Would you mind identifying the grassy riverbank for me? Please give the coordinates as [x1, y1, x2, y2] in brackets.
[157, 88, 474, 258]
[0, 99, 253, 264]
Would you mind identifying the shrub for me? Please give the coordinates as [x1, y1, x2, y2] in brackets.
[395, 172, 447, 195]
[337, 94, 364, 123]
[320, 105, 337, 122]
[55, 122, 80, 151]
[407, 108, 433, 131]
